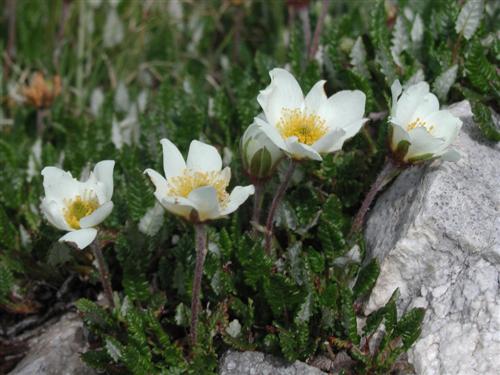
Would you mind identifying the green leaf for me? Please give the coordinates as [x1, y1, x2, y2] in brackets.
[352, 259, 380, 299]
[394, 308, 425, 349]
[470, 100, 500, 142]
[340, 286, 359, 344]
[455, 0, 484, 40]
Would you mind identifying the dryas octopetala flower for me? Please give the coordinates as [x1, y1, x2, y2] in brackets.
[22, 72, 61, 109]
[255, 68, 367, 161]
[241, 121, 284, 180]
[389, 80, 463, 163]
[145, 139, 254, 222]
[40, 161, 115, 249]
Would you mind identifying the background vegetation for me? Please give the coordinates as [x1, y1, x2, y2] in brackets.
[0, 0, 498, 373]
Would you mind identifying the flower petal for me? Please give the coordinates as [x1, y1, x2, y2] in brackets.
[286, 137, 322, 161]
[390, 123, 411, 150]
[336, 118, 368, 144]
[423, 110, 462, 148]
[186, 140, 222, 172]
[41, 166, 79, 202]
[160, 196, 197, 220]
[311, 128, 346, 154]
[93, 160, 115, 201]
[144, 168, 169, 201]
[304, 80, 327, 113]
[187, 186, 220, 221]
[79, 201, 114, 228]
[319, 90, 366, 130]
[220, 185, 255, 216]
[41, 199, 71, 231]
[161, 138, 186, 178]
[406, 127, 445, 160]
[393, 82, 429, 126]
[390, 79, 402, 112]
[409, 93, 439, 122]
[59, 228, 97, 250]
[257, 68, 304, 127]
[254, 116, 288, 151]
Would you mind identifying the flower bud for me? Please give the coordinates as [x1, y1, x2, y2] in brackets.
[240, 122, 284, 180]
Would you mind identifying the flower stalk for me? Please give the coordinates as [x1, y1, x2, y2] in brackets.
[190, 223, 208, 347]
[90, 238, 115, 309]
[350, 158, 402, 237]
[251, 180, 265, 226]
[264, 159, 296, 254]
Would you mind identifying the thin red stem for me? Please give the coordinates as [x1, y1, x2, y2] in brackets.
[91, 239, 115, 308]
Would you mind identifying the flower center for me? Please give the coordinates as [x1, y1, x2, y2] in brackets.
[63, 192, 99, 229]
[276, 108, 328, 145]
[406, 117, 435, 134]
[167, 170, 230, 207]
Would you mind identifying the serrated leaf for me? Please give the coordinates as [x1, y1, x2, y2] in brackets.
[456, 0, 484, 40]
[391, 16, 409, 67]
[352, 259, 380, 299]
[340, 286, 359, 344]
[138, 202, 165, 236]
[433, 65, 458, 100]
[411, 14, 424, 43]
[350, 37, 369, 77]
[105, 337, 123, 361]
[470, 101, 500, 141]
[394, 308, 425, 349]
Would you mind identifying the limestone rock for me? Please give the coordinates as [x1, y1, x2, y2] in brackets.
[219, 350, 326, 375]
[9, 313, 96, 375]
[365, 101, 500, 375]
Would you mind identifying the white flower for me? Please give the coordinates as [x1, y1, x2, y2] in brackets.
[255, 68, 367, 161]
[241, 121, 284, 180]
[40, 161, 115, 249]
[145, 139, 254, 222]
[389, 80, 463, 163]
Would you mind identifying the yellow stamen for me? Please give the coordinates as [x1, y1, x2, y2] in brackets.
[407, 117, 435, 133]
[63, 192, 99, 229]
[167, 170, 230, 208]
[276, 108, 328, 145]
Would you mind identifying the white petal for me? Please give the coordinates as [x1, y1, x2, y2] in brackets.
[254, 116, 288, 151]
[41, 166, 80, 201]
[406, 127, 445, 160]
[286, 137, 322, 161]
[93, 160, 115, 201]
[59, 228, 97, 250]
[336, 118, 368, 145]
[187, 186, 220, 221]
[41, 199, 71, 231]
[390, 79, 402, 112]
[220, 167, 231, 185]
[220, 185, 255, 216]
[440, 148, 461, 162]
[409, 93, 439, 122]
[161, 138, 186, 178]
[160, 196, 197, 220]
[390, 123, 411, 150]
[423, 110, 462, 147]
[304, 80, 327, 113]
[394, 82, 430, 126]
[79, 201, 114, 228]
[144, 168, 168, 201]
[257, 68, 304, 127]
[186, 140, 222, 172]
[311, 128, 346, 154]
[318, 90, 366, 130]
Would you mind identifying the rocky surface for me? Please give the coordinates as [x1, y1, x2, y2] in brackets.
[365, 101, 500, 375]
[219, 350, 326, 375]
[9, 313, 96, 375]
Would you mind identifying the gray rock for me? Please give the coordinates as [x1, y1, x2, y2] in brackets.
[219, 350, 326, 375]
[365, 101, 500, 375]
[9, 313, 96, 375]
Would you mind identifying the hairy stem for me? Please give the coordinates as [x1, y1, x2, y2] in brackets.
[308, 0, 329, 60]
[251, 181, 264, 226]
[350, 159, 402, 237]
[90, 239, 115, 308]
[190, 223, 207, 347]
[264, 159, 296, 254]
